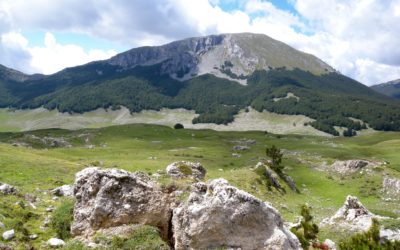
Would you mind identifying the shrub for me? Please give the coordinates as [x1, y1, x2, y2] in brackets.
[174, 123, 184, 129]
[339, 218, 400, 249]
[266, 145, 283, 173]
[50, 199, 75, 240]
[110, 225, 169, 250]
[291, 204, 319, 249]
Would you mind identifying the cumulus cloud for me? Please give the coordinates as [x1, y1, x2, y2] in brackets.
[0, 0, 399, 84]
[0, 31, 116, 74]
[293, 0, 400, 84]
[28, 33, 116, 74]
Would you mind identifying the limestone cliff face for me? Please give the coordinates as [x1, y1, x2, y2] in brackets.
[107, 33, 334, 84]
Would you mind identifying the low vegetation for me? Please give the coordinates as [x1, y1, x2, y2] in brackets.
[339, 219, 400, 250]
[0, 124, 400, 248]
[50, 199, 74, 240]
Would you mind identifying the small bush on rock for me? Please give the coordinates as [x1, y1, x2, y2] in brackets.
[291, 204, 319, 249]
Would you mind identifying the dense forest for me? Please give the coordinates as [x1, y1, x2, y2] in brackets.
[1, 62, 400, 135]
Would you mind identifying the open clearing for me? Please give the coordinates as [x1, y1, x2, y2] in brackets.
[0, 107, 329, 136]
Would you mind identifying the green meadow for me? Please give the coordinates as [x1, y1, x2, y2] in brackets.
[1, 124, 400, 248]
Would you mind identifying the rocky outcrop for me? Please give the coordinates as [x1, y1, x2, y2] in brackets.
[330, 160, 378, 175]
[51, 184, 74, 197]
[321, 195, 376, 231]
[0, 183, 17, 195]
[284, 175, 299, 192]
[71, 167, 178, 240]
[166, 161, 206, 180]
[382, 177, 400, 196]
[172, 179, 301, 250]
[380, 228, 400, 242]
[254, 162, 282, 190]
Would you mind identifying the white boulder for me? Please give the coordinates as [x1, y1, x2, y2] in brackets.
[172, 178, 302, 250]
[51, 184, 74, 197]
[2, 230, 14, 241]
[47, 238, 65, 247]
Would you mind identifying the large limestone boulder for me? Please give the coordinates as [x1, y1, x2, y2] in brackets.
[71, 167, 178, 240]
[166, 161, 206, 180]
[321, 195, 381, 231]
[172, 179, 302, 250]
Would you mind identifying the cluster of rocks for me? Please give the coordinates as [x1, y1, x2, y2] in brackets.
[232, 138, 256, 152]
[330, 160, 380, 175]
[71, 166, 302, 249]
[11, 134, 72, 148]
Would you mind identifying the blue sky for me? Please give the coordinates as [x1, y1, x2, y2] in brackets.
[1, 0, 400, 85]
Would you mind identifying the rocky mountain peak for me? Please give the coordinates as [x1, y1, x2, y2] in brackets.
[107, 32, 334, 84]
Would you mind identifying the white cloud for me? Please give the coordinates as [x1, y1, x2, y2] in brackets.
[29, 33, 116, 74]
[0, 31, 116, 74]
[292, 0, 400, 85]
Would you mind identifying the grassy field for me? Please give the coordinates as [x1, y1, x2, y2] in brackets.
[0, 124, 399, 248]
[0, 107, 328, 136]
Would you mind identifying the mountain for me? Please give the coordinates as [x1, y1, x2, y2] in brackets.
[371, 79, 400, 99]
[1, 32, 400, 135]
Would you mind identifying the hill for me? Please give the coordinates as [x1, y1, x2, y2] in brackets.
[371, 79, 400, 99]
[1, 33, 400, 135]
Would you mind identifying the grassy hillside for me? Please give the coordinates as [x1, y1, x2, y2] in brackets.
[0, 124, 399, 248]
[0, 107, 329, 136]
[1, 61, 400, 135]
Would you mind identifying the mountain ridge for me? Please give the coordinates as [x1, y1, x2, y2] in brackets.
[1, 33, 400, 135]
[371, 79, 400, 99]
